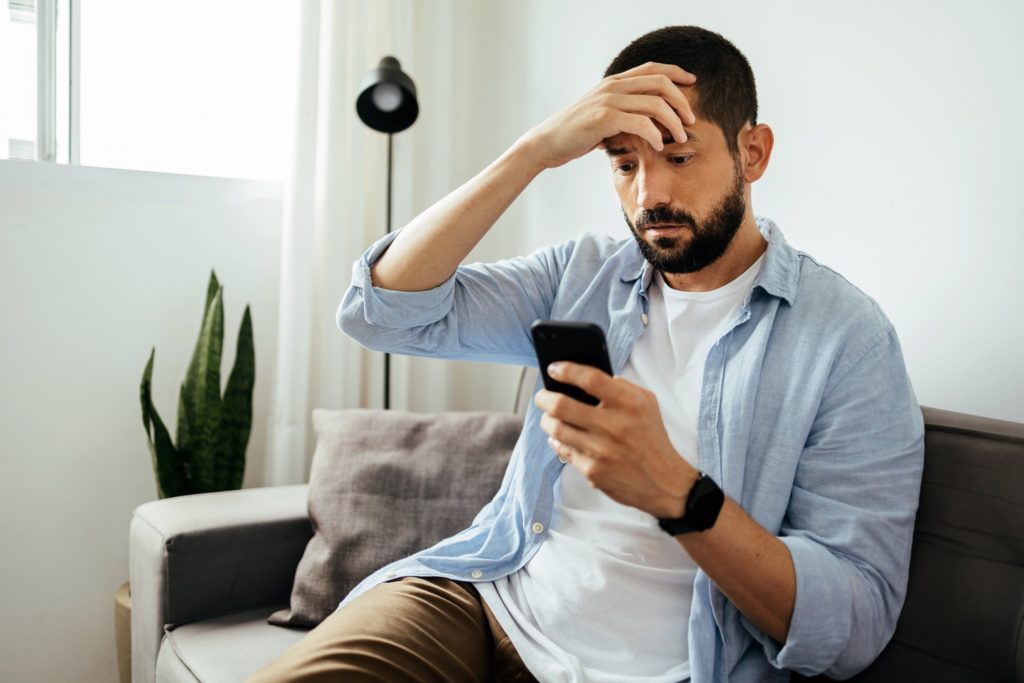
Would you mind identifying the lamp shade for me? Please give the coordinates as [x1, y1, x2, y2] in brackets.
[356, 56, 419, 133]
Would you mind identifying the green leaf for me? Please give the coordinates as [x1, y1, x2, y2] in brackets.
[216, 305, 254, 490]
[140, 348, 189, 498]
[175, 383, 196, 485]
[204, 270, 220, 314]
[177, 271, 220, 456]
[188, 285, 224, 492]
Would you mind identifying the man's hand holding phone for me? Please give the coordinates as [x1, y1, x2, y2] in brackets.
[531, 321, 697, 519]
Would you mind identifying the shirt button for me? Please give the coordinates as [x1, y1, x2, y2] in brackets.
[471, 570, 484, 579]
[641, 313, 649, 325]
[558, 453, 569, 464]
[532, 521, 545, 534]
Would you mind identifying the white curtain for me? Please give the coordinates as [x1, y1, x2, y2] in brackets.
[263, 0, 525, 485]
[264, 0, 417, 485]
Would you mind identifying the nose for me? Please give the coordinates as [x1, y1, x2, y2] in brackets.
[635, 162, 673, 211]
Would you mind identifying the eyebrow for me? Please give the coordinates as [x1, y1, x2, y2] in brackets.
[604, 129, 701, 156]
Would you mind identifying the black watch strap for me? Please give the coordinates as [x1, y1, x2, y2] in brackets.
[657, 473, 724, 535]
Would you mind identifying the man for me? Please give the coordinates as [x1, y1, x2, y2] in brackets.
[252, 25, 924, 683]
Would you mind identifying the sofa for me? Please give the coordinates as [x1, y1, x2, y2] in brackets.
[130, 369, 1024, 683]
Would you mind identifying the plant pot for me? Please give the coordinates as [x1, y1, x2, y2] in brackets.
[115, 580, 131, 683]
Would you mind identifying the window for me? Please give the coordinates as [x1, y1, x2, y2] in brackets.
[1, 0, 39, 160]
[1, 0, 299, 181]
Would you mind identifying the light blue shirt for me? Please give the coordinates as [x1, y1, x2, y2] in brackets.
[335, 217, 925, 682]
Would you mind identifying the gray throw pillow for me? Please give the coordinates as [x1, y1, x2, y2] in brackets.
[269, 408, 523, 628]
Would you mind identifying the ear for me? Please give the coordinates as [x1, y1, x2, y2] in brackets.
[738, 123, 774, 183]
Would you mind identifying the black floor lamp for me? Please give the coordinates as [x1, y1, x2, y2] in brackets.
[356, 56, 419, 410]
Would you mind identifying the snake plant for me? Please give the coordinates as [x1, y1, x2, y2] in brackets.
[139, 271, 254, 498]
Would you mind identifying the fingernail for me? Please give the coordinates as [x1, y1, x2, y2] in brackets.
[548, 362, 564, 376]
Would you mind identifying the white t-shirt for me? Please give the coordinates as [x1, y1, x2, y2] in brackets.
[476, 253, 765, 682]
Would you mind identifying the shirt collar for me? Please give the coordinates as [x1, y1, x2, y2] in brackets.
[618, 215, 799, 306]
[751, 216, 799, 306]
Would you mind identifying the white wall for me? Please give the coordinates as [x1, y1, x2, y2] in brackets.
[488, 0, 1023, 422]
[0, 160, 282, 682]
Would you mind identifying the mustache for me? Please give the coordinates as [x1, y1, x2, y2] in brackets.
[634, 206, 698, 231]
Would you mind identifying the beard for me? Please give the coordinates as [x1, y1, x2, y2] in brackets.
[624, 164, 747, 274]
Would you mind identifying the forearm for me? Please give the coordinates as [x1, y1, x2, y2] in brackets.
[677, 496, 796, 645]
[371, 136, 547, 291]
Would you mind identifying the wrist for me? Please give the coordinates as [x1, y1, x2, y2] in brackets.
[660, 463, 699, 519]
[509, 130, 555, 173]
[658, 471, 725, 536]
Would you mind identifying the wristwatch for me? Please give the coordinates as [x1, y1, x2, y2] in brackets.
[657, 473, 724, 535]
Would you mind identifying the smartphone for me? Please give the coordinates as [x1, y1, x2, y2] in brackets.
[530, 320, 614, 406]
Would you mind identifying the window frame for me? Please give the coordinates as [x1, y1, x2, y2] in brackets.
[30, 0, 75, 163]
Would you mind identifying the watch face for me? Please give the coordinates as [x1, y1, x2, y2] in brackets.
[691, 480, 725, 527]
[659, 474, 724, 535]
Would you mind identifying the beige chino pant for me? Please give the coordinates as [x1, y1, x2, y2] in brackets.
[248, 576, 539, 683]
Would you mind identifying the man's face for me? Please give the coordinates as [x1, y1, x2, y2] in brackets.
[604, 97, 747, 274]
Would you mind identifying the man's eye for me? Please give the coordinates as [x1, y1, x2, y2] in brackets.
[616, 163, 635, 173]
[671, 155, 694, 165]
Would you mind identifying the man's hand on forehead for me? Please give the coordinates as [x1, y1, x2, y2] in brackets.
[601, 63, 698, 146]
[520, 61, 697, 170]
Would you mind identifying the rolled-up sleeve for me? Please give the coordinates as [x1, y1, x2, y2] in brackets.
[337, 229, 575, 366]
[748, 327, 925, 678]
[343, 231, 457, 329]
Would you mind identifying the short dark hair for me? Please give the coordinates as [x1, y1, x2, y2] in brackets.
[604, 26, 757, 155]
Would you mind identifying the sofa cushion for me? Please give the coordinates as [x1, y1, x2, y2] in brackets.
[269, 408, 523, 627]
[157, 607, 307, 683]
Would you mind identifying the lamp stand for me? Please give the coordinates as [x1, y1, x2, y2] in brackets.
[384, 132, 393, 410]
[356, 55, 418, 410]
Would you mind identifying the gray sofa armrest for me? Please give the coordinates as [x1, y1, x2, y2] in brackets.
[130, 485, 311, 683]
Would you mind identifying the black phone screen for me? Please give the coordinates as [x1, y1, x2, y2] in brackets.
[530, 320, 613, 406]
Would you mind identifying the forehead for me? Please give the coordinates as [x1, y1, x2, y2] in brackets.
[602, 117, 723, 154]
